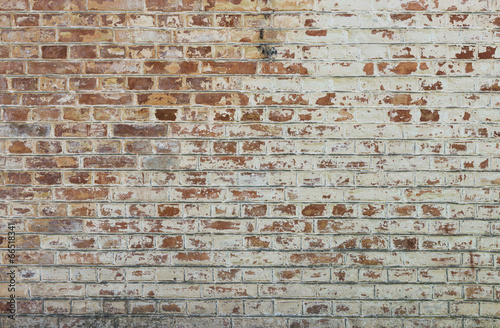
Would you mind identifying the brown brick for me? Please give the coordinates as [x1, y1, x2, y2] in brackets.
[70, 45, 97, 58]
[41, 45, 67, 59]
[58, 29, 113, 42]
[128, 77, 154, 90]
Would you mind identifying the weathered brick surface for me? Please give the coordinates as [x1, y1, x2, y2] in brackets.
[1, 0, 500, 327]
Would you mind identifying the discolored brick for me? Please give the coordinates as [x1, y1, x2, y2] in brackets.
[41, 45, 67, 59]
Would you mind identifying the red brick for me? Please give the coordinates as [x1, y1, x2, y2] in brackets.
[78, 93, 133, 105]
[137, 93, 190, 105]
[55, 188, 109, 201]
[144, 61, 199, 74]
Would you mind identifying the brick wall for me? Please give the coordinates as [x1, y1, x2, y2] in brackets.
[1, 0, 500, 327]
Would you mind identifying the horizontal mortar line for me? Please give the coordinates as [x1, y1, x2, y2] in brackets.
[2, 89, 500, 92]
[2, 232, 496, 235]
[2, 157, 498, 161]
[5, 48, 500, 55]
[0, 307, 489, 310]
[2, 119, 499, 123]
[1, 264, 497, 268]
[3, 249, 499, 253]
[0, 135, 498, 138]
[0, 312, 496, 316]
[7, 282, 500, 286]
[1, 124, 499, 127]
[0, 276, 496, 280]
[3, 57, 500, 60]
[1, 153, 498, 157]
[0, 105, 496, 109]
[1, 106, 497, 109]
[2, 230, 497, 233]
[4, 39, 500, 42]
[0, 124, 496, 127]
[34, 44, 500, 48]
[0, 103, 492, 107]
[0, 107, 496, 111]
[2, 29, 500, 35]
[3, 26, 500, 29]
[3, 225, 496, 229]
[6, 56, 500, 59]
[1, 184, 499, 188]
[1, 172, 497, 176]
[0, 149, 500, 151]
[5, 302, 500, 307]
[6, 201, 500, 204]
[4, 293, 484, 295]
[4, 39, 500, 43]
[0, 138, 498, 142]
[2, 75, 499, 78]
[2, 248, 497, 252]
[2, 79, 499, 83]
[121, 89, 490, 92]
[2, 216, 492, 219]
[3, 219, 498, 223]
[8, 166, 497, 169]
[0, 129, 496, 132]
[2, 9, 500, 13]
[3, 75, 500, 78]
[2, 235, 497, 239]
[0, 236, 500, 238]
[1, 173, 496, 177]
[0, 237, 496, 241]
[2, 186, 498, 189]
[1, 185, 498, 189]
[1, 266, 495, 270]
[0, 266, 496, 271]
[0, 153, 497, 155]
[76, 59, 500, 66]
[0, 314, 494, 318]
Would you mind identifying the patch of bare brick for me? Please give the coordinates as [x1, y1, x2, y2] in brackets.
[0, 0, 500, 327]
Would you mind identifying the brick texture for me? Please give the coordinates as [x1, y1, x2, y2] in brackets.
[1, 0, 500, 327]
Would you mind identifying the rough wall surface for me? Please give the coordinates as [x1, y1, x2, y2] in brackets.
[0, 0, 500, 327]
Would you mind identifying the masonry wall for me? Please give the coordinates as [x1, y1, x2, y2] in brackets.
[0, 0, 499, 327]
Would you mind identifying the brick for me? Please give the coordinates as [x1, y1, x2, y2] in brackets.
[128, 77, 154, 90]
[78, 93, 132, 105]
[41, 46, 67, 59]
[54, 188, 108, 201]
[0, 61, 24, 74]
[86, 61, 140, 74]
[70, 45, 97, 58]
[32, 0, 85, 10]
[0, 123, 50, 137]
[22, 93, 75, 106]
[83, 156, 137, 168]
[137, 93, 190, 105]
[2, 29, 56, 43]
[58, 29, 113, 42]
[113, 124, 167, 137]
[88, 0, 143, 11]
[144, 61, 199, 74]
[28, 61, 81, 74]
